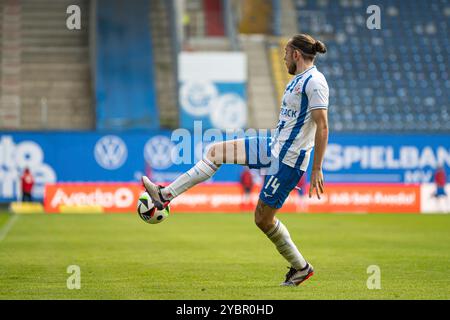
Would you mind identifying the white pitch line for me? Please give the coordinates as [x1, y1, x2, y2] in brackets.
[0, 214, 19, 242]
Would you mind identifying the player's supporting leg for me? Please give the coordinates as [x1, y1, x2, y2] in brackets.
[142, 139, 246, 209]
[255, 199, 307, 269]
[254, 199, 313, 286]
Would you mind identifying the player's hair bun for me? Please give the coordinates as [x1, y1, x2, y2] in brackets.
[313, 40, 327, 54]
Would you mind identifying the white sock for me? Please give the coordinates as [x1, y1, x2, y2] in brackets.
[161, 158, 220, 200]
[265, 219, 307, 270]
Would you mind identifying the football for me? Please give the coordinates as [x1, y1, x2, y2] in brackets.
[137, 192, 170, 224]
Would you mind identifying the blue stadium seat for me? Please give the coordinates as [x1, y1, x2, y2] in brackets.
[294, 0, 449, 132]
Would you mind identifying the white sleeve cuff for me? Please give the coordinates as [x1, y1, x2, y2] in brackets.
[310, 105, 328, 110]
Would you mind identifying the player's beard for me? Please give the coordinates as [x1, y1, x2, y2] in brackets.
[287, 61, 297, 75]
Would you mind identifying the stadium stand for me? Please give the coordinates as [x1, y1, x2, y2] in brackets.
[293, 0, 450, 132]
[242, 34, 278, 129]
[0, 0, 21, 128]
[279, 0, 298, 36]
[150, 0, 179, 129]
[96, 0, 159, 130]
[185, 0, 206, 39]
[183, 0, 232, 51]
[2, 0, 94, 130]
[0, 0, 176, 131]
[238, 0, 273, 34]
[269, 37, 293, 103]
[231, 0, 279, 129]
[2, 0, 447, 133]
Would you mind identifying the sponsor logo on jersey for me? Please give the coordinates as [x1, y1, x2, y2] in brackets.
[280, 107, 298, 118]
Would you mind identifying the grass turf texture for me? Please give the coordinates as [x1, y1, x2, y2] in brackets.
[0, 212, 449, 300]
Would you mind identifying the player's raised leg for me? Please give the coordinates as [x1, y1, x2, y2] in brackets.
[142, 139, 246, 209]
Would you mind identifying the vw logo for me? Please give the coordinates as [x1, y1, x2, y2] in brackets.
[144, 136, 175, 170]
[94, 135, 128, 170]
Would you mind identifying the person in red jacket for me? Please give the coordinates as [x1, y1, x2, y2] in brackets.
[434, 166, 447, 197]
[240, 168, 254, 210]
[21, 167, 34, 202]
[433, 166, 448, 213]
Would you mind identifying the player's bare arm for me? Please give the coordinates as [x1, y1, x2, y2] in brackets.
[309, 108, 328, 199]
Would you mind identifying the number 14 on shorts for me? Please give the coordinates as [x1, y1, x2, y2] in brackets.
[264, 176, 280, 195]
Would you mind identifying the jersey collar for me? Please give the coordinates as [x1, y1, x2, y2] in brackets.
[294, 65, 316, 79]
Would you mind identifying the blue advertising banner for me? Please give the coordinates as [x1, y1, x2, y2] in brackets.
[0, 132, 448, 202]
[322, 134, 450, 183]
[0, 131, 244, 202]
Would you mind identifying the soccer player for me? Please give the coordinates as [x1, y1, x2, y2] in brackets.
[143, 34, 329, 286]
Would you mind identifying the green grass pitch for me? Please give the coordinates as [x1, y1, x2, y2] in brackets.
[0, 211, 449, 300]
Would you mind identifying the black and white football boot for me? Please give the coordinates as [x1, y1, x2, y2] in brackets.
[141, 176, 170, 210]
[280, 263, 314, 287]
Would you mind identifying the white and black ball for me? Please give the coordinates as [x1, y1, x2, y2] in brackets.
[137, 192, 170, 224]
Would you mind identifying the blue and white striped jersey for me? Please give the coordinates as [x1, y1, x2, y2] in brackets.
[270, 65, 329, 171]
